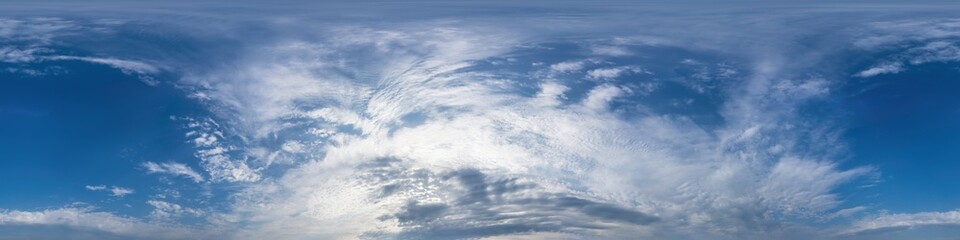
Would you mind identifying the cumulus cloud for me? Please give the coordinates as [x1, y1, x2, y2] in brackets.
[581, 84, 625, 110]
[143, 162, 205, 183]
[534, 81, 569, 107]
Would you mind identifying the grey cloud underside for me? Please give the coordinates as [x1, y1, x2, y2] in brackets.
[361, 161, 658, 239]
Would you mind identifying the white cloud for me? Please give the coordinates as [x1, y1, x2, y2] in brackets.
[45, 56, 159, 75]
[0, 207, 206, 239]
[179, 117, 260, 182]
[591, 45, 632, 56]
[586, 66, 646, 80]
[84, 185, 134, 197]
[854, 19, 960, 49]
[0, 17, 77, 44]
[183, 23, 875, 239]
[856, 62, 904, 77]
[582, 84, 625, 110]
[146, 200, 203, 219]
[143, 161, 205, 183]
[2, 9, 933, 240]
[0, 46, 45, 63]
[280, 140, 305, 153]
[534, 81, 569, 107]
[855, 20, 960, 77]
[0, 18, 161, 83]
[843, 210, 960, 235]
[549, 60, 585, 73]
[759, 157, 873, 216]
[907, 41, 960, 64]
[109, 187, 135, 197]
[44, 56, 161, 85]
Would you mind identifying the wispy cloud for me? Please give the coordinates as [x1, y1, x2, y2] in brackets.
[842, 210, 960, 236]
[143, 161, 205, 183]
[586, 66, 646, 80]
[0, 17, 77, 44]
[855, 19, 960, 77]
[146, 200, 203, 219]
[180, 21, 875, 239]
[84, 185, 134, 197]
[179, 117, 260, 182]
[549, 60, 587, 73]
[45, 56, 158, 74]
[7, 5, 955, 240]
[856, 62, 904, 77]
[0, 207, 206, 239]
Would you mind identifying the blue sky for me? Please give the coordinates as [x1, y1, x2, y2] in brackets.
[2, 1, 960, 239]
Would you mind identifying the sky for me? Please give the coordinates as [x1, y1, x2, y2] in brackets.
[2, 1, 960, 239]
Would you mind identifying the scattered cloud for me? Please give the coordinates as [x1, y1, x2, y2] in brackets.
[85, 185, 134, 197]
[146, 200, 203, 219]
[855, 19, 960, 77]
[0, 46, 46, 63]
[143, 161, 205, 183]
[180, 117, 260, 182]
[549, 60, 586, 73]
[534, 81, 569, 107]
[586, 66, 646, 80]
[581, 84, 625, 110]
[590, 45, 632, 56]
[109, 187, 134, 197]
[0, 17, 77, 44]
[45, 56, 158, 74]
[856, 62, 904, 77]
